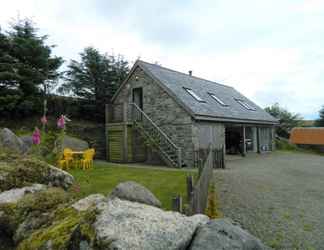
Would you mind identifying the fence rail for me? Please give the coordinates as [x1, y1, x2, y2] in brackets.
[189, 146, 214, 214]
[194, 146, 225, 169]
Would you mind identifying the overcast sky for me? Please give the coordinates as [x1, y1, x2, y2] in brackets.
[1, 0, 323, 119]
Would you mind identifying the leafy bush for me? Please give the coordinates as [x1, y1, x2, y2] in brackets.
[275, 138, 298, 151]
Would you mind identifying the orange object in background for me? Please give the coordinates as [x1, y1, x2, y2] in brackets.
[289, 127, 324, 145]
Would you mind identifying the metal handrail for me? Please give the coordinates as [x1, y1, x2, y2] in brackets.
[129, 103, 180, 151]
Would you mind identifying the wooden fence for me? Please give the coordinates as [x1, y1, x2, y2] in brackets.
[172, 145, 219, 214]
[188, 146, 214, 214]
[194, 146, 225, 169]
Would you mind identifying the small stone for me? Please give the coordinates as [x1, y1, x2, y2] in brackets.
[109, 181, 162, 207]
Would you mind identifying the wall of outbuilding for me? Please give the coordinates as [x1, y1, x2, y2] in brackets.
[113, 66, 196, 166]
[192, 121, 225, 150]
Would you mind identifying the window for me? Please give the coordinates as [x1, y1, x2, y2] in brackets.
[208, 92, 227, 106]
[235, 99, 256, 111]
[183, 87, 205, 102]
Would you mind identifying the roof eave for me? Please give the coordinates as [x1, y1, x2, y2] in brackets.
[194, 115, 279, 125]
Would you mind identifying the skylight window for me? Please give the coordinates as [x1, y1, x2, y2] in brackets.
[183, 87, 205, 102]
[235, 99, 256, 111]
[208, 93, 227, 106]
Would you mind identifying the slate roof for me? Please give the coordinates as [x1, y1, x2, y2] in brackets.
[116, 60, 278, 125]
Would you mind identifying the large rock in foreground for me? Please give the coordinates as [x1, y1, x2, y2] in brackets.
[0, 128, 27, 154]
[94, 198, 209, 250]
[110, 181, 162, 207]
[189, 218, 270, 250]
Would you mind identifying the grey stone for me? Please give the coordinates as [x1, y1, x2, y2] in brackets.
[94, 198, 209, 250]
[72, 194, 107, 211]
[0, 184, 46, 204]
[46, 164, 74, 190]
[59, 135, 89, 151]
[0, 128, 27, 154]
[189, 218, 270, 250]
[20, 135, 33, 151]
[109, 181, 161, 207]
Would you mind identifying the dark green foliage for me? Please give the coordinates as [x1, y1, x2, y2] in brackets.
[315, 106, 324, 127]
[275, 138, 298, 151]
[265, 103, 303, 138]
[59, 47, 129, 121]
[0, 19, 63, 118]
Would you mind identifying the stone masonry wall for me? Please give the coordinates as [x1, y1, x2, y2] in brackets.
[114, 66, 195, 166]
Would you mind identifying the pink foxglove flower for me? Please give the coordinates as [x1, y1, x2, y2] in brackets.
[32, 127, 41, 145]
[40, 116, 47, 125]
[57, 115, 65, 129]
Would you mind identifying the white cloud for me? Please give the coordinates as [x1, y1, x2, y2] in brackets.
[0, 0, 323, 119]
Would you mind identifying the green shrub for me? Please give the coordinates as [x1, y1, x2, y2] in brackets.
[275, 139, 298, 151]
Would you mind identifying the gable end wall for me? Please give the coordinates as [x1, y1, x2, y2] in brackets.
[114, 66, 195, 166]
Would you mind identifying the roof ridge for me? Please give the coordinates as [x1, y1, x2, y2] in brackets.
[137, 60, 233, 89]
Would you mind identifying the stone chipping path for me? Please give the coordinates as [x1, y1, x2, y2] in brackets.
[214, 151, 324, 250]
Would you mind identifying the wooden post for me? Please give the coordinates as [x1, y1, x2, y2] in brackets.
[105, 104, 110, 124]
[105, 104, 110, 161]
[198, 159, 203, 177]
[123, 103, 128, 162]
[177, 148, 182, 168]
[186, 175, 194, 203]
[271, 127, 275, 151]
[257, 127, 261, 153]
[172, 195, 183, 213]
[222, 144, 226, 169]
[122, 102, 128, 122]
[242, 125, 246, 156]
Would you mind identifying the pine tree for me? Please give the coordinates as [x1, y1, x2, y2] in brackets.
[59, 47, 129, 120]
[0, 19, 63, 117]
[315, 106, 324, 127]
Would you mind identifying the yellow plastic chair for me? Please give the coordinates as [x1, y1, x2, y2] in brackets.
[58, 148, 74, 170]
[80, 149, 95, 170]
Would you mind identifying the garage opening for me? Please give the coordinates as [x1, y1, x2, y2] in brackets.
[225, 125, 258, 156]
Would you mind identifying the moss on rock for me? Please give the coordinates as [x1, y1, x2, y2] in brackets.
[17, 207, 97, 250]
[0, 151, 73, 192]
[0, 188, 74, 246]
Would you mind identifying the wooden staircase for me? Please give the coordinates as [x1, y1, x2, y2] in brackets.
[129, 103, 184, 168]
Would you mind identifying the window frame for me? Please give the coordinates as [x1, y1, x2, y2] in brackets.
[235, 98, 256, 111]
[183, 87, 205, 102]
[208, 92, 228, 106]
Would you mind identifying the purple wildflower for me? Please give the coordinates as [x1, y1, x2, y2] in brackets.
[32, 127, 41, 145]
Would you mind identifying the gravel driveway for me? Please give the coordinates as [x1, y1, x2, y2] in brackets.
[214, 151, 324, 250]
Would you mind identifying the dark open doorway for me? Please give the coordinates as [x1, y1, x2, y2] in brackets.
[132, 87, 143, 110]
[225, 126, 244, 156]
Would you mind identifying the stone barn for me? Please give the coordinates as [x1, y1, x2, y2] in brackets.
[105, 60, 278, 168]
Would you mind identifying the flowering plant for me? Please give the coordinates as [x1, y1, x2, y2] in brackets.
[57, 115, 65, 129]
[32, 127, 41, 145]
[40, 115, 48, 125]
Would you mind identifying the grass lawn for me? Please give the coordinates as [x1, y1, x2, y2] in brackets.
[68, 161, 195, 210]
